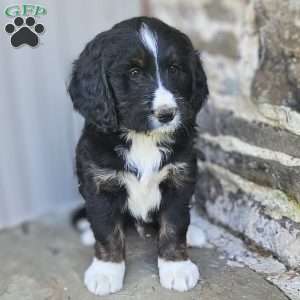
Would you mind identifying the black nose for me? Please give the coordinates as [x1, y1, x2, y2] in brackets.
[155, 107, 177, 123]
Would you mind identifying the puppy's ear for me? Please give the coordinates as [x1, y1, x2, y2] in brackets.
[68, 32, 118, 132]
[191, 52, 209, 112]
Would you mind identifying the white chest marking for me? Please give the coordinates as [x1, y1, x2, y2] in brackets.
[123, 132, 170, 221]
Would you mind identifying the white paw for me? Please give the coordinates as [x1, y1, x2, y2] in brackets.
[76, 220, 96, 246]
[84, 258, 125, 296]
[187, 224, 207, 248]
[80, 228, 96, 246]
[158, 258, 200, 292]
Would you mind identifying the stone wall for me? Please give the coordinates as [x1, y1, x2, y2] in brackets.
[146, 0, 300, 269]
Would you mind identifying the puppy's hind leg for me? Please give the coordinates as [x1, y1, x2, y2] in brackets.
[186, 207, 207, 248]
[72, 206, 96, 246]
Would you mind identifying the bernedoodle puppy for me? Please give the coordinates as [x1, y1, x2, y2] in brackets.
[68, 16, 209, 296]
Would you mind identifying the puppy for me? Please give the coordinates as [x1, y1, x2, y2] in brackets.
[69, 17, 208, 296]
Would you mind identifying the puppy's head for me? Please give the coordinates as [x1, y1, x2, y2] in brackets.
[69, 17, 208, 133]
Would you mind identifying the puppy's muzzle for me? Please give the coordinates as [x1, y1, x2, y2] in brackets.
[154, 106, 177, 124]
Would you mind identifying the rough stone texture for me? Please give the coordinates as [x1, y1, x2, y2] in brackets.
[191, 208, 300, 300]
[146, 0, 244, 61]
[193, 31, 240, 60]
[196, 136, 300, 204]
[146, 0, 300, 270]
[0, 213, 289, 300]
[252, 0, 300, 112]
[198, 108, 300, 158]
[195, 163, 300, 268]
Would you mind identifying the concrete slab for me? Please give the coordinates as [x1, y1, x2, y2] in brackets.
[0, 213, 288, 300]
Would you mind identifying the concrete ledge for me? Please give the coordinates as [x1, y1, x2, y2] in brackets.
[196, 161, 300, 269]
[197, 108, 300, 158]
[196, 135, 300, 204]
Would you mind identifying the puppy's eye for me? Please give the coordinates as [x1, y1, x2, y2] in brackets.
[168, 64, 179, 74]
[129, 67, 141, 78]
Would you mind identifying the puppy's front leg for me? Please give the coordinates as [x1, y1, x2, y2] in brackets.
[84, 192, 126, 296]
[158, 187, 200, 292]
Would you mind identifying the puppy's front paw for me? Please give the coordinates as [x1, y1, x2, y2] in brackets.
[158, 258, 200, 292]
[84, 258, 125, 295]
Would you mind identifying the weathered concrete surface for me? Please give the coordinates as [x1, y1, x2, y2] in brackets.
[196, 162, 300, 269]
[198, 108, 300, 158]
[196, 135, 300, 204]
[190, 208, 300, 300]
[0, 213, 288, 300]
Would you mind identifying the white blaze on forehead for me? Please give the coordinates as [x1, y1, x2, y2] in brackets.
[140, 23, 158, 58]
[139, 23, 177, 112]
[139, 23, 160, 85]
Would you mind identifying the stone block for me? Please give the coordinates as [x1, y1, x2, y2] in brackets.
[196, 162, 300, 269]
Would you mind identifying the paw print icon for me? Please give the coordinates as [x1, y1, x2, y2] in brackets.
[5, 16, 44, 47]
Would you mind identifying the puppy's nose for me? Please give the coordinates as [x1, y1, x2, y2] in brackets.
[155, 106, 177, 123]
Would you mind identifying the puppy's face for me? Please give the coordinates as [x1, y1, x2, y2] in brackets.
[69, 17, 208, 134]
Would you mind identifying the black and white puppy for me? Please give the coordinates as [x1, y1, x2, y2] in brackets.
[69, 17, 208, 296]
